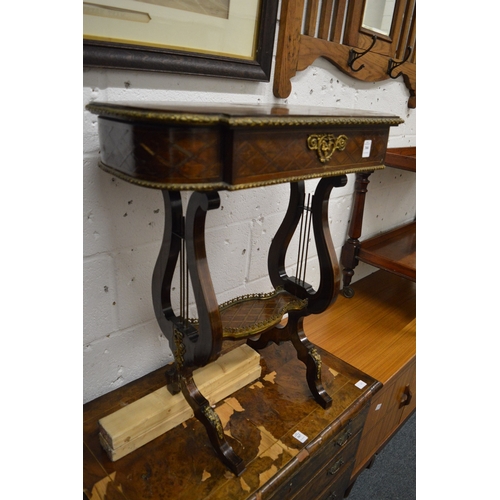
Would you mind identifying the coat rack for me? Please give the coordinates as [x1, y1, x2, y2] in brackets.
[273, 0, 416, 108]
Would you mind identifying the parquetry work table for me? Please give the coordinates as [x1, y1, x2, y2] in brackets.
[85, 102, 402, 476]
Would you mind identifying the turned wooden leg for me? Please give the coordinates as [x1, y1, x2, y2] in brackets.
[179, 367, 246, 476]
[165, 363, 182, 395]
[340, 172, 372, 298]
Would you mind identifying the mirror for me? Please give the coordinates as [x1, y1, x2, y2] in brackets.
[362, 0, 396, 36]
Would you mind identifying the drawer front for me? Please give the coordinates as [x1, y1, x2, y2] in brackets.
[230, 127, 389, 186]
[269, 407, 368, 499]
[318, 459, 355, 500]
[398, 359, 416, 420]
[354, 357, 416, 472]
[292, 431, 362, 500]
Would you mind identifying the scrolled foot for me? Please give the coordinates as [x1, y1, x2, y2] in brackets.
[305, 346, 333, 409]
[180, 370, 246, 476]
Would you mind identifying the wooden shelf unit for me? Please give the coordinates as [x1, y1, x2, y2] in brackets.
[341, 147, 416, 297]
[305, 270, 416, 481]
[357, 221, 416, 281]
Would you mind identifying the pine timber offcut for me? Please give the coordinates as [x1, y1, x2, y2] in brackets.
[99, 345, 262, 461]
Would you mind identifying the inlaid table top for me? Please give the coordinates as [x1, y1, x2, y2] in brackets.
[86, 101, 402, 191]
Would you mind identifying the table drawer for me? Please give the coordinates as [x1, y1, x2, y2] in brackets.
[230, 127, 389, 186]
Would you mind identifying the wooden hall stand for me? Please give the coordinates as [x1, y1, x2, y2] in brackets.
[340, 147, 416, 297]
[85, 102, 402, 482]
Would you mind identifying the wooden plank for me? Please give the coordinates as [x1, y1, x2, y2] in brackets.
[317, 0, 334, 40]
[273, 0, 305, 98]
[98, 344, 261, 461]
[304, 0, 320, 36]
[331, 0, 348, 43]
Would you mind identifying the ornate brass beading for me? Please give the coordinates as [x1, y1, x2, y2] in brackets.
[309, 347, 322, 380]
[201, 405, 225, 441]
[173, 328, 186, 366]
[307, 134, 348, 163]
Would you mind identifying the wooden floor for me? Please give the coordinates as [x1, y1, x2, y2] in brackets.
[305, 270, 416, 384]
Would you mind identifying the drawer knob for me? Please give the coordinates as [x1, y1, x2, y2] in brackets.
[307, 134, 348, 163]
[328, 458, 344, 476]
[399, 384, 413, 408]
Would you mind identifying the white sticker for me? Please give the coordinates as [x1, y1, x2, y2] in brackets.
[293, 430, 308, 443]
[362, 140, 372, 158]
[375, 403, 382, 411]
[355, 380, 367, 389]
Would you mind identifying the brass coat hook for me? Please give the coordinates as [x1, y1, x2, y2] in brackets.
[388, 46, 413, 79]
[347, 35, 377, 72]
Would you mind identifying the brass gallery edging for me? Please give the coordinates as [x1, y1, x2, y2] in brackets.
[86, 103, 404, 128]
[97, 160, 385, 191]
[218, 288, 308, 339]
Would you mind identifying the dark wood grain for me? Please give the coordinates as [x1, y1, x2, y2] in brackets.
[85, 101, 397, 485]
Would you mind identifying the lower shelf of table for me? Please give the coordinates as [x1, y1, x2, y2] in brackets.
[219, 288, 307, 339]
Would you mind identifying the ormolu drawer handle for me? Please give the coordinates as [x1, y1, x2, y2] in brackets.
[399, 384, 413, 408]
[307, 134, 348, 163]
[335, 426, 352, 447]
[328, 458, 344, 476]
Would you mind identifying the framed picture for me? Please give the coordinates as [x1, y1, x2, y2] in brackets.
[83, 0, 279, 81]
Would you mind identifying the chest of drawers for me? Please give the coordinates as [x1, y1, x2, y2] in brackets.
[83, 342, 381, 499]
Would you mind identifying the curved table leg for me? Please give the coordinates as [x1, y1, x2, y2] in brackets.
[152, 190, 244, 475]
[152, 190, 183, 393]
[287, 312, 332, 409]
[259, 178, 347, 407]
[247, 316, 332, 409]
[180, 366, 246, 476]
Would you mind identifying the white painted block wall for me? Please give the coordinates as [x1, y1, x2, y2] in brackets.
[83, 38, 416, 404]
